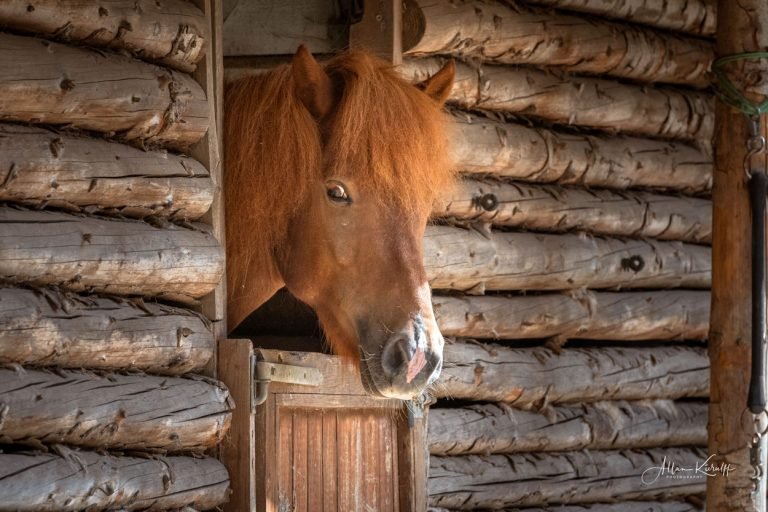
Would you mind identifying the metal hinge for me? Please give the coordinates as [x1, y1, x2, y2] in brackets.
[252, 356, 323, 407]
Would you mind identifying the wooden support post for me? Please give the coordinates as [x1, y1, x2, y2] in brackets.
[350, 0, 402, 64]
[709, 1, 768, 510]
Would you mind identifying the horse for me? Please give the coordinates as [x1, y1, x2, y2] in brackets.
[224, 45, 455, 399]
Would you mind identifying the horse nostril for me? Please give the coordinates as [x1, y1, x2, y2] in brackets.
[381, 337, 416, 377]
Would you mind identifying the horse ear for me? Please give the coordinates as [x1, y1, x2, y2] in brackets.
[417, 60, 455, 105]
[292, 44, 334, 119]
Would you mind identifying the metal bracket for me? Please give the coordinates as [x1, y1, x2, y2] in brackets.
[252, 357, 323, 407]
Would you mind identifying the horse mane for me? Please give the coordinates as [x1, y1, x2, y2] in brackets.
[224, 50, 455, 307]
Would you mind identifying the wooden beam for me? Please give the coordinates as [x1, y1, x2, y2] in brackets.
[0, 0, 208, 72]
[436, 341, 709, 405]
[434, 179, 712, 243]
[0, 448, 229, 511]
[0, 123, 213, 220]
[400, 59, 713, 143]
[427, 504, 703, 512]
[0, 367, 232, 452]
[350, 0, 402, 64]
[403, 0, 713, 88]
[448, 113, 712, 193]
[526, 0, 717, 37]
[0, 208, 224, 303]
[428, 400, 707, 455]
[708, 1, 768, 510]
[433, 290, 710, 341]
[424, 225, 711, 293]
[429, 448, 707, 509]
[0, 286, 213, 373]
[0, 32, 209, 151]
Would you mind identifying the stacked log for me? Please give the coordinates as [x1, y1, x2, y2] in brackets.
[0, 32, 209, 150]
[0, 5, 229, 510]
[429, 448, 707, 509]
[0, 0, 208, 72]
[448, 114, 712, 193]
[0, 447, 229, 511]
[0, 287, 213, 373]
[403, 0, 712, 88]
[428, 504, 703, 512]
[0, 124, 214, 219]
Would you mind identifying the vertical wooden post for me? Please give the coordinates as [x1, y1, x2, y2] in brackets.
[709, 2, 768, 510]
[350, 0, 402, 64]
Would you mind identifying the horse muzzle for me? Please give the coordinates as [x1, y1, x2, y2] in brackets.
[360, 314, 444, 400]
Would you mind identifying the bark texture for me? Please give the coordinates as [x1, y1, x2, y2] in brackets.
[424, 225, 711, 293]
[0, 32, 209, 150]
[528, 0, 717, 36]
[428, 400, 707, 455]
[404, 0, 713, 87]
[429, 448, 707, 509]
[0, 367, 232, 452]
[0, 208, 224, 302]
[449, 114, 712, 193]
[433, 290, 710, 341]
[708, 1, 768, 509]
[0, 447, 229, 511]
[401, 60, 714, 143]
[0, 0, 207, 72]
[0, 286, 213, 373]
[436, 341, 709, 405]
[0, 123, 213, 220]
[427, 504, 702, 512]
[434, 179, 712, 243]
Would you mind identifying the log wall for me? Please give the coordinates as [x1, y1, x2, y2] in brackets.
[0, 3, 228, 509]
[399, 0, 716, 508]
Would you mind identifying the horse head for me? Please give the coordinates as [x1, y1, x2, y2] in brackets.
[225, 46, 455, 400]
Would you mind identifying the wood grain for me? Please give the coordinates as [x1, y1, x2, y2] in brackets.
[429, 448, 707, 509]
[429, 400, 707, 455]
[0, 123, 213, 220]
[0, 286, 213, 373]
[424, 225, 711, 293]
[401, 59, 714, 143]
[0, 32, 209, 150]
[434, 179, 712, 243]
[0, 0, 208, 72]
[0, 447, 229, 511]
[436, 341, 709, 405]
[404, 0, 713, 87]
[448, 114, 712, 193]
[0, 207, 224, 302]
[433, 290, 709, 341]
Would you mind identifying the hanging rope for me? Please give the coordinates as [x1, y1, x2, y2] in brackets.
[713, 51, 768, 116]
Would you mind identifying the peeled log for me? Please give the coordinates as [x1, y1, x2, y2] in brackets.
[0, 208, 224, 302]
[428, 400, 707, 455]
[424, 225, 711, 293]
[401, 60, 714, 143]
[433, 290, 710, 341]
[0, 33, 208, 150]
[0, 367, 232, 452]
[0, 0, 207, 72]
[403, 0, 713, 88]
[0, 448, 229, 511]
[434, 179, 711, 243]
[450, 114, 712, 193]
[436, 341, 709, 405]
[429, 448, 707, 509]
[0, 286, 213, 374]
[428, 504, 702, 512]
[0, 124, 213, 220]
[528, 0, 716, 37]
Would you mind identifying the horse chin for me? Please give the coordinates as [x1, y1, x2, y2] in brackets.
[358, 351, 432, 400]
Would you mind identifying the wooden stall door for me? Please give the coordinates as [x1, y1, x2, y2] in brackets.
[219, 342, 428, 512]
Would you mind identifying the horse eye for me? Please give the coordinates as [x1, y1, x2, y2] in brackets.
[326, 183, 350, 203]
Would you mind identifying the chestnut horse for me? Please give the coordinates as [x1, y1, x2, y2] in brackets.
[224, 46, 455, 399]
